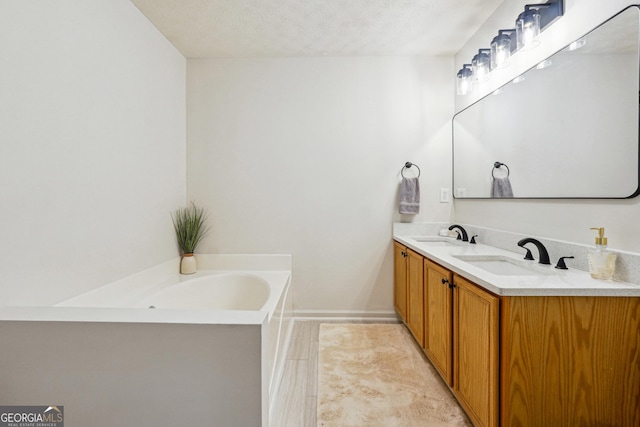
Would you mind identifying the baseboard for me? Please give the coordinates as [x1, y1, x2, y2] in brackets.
[293, 309, 399, 322]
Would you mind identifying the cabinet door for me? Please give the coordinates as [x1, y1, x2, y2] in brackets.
[423, 259, 453, 385]
[454, 275, 500, 427]
[500, 296, 640, 427]
[393, 241, 408, 321]
[406, 249, 424, 347]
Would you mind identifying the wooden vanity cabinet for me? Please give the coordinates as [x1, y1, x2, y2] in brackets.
[394, 239, 640, 426]
[423, 258, 454, 385]
[393, 241, 408, 321]
[453, 275, 500, 427]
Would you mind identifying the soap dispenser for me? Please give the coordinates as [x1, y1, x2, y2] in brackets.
[587, 227, 617, 280]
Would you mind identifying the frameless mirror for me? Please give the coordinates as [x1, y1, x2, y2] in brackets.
[453, 6, 640, 199]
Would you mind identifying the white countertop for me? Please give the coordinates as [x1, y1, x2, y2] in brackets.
[393, 234, 640, 297]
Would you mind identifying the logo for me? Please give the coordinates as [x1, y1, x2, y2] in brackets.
[0, 406, 63, 427]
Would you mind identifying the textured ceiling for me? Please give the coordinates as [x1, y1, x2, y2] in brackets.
[130, 0, 505, 58]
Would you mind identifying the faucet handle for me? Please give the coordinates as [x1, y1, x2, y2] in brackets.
[555, 256, 575, 270]
[470, 235, 478, 244]
[454, 230, 462, 240]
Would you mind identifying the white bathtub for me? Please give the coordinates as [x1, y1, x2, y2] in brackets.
[0, 254, 293, 427]
[136, 273, 271, 310]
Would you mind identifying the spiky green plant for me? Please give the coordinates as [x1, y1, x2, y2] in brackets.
[171, 202, 210, 254]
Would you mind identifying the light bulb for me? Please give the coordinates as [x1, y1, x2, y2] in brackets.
[491, 32, 512, 70]
[472, 50, 491, 82]
[568, 38, 587, 51]
[456, 66, 473, 95]
[516, 8, 541, 50]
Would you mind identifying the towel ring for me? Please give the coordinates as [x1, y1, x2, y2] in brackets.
[402, 161, 421, 178]
[492, 162, 509, 178]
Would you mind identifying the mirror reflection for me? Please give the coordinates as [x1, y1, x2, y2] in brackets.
[453, 6, 640, 199]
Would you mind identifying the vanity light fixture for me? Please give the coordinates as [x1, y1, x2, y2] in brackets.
[456, 64, 473, 95]
[491, 29, 516, 69]
[516, 0, 565, 50]
[454, 0, 563, 96]
[472, 49, 491, 82]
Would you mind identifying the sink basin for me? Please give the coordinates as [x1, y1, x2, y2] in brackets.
[410, 236, 460, 246]
[453, 255, 558, 276]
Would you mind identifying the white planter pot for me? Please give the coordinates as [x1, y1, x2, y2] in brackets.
[180, 253, 197, 274]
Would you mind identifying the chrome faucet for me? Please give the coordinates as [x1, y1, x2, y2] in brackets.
[448, 224, 469, 242]
[517, 238, 551, 265]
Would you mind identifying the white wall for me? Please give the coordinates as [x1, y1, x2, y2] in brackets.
[0, 0, 186, 305]
[187, 57, 453, 314]
[453, 0, 640, 253]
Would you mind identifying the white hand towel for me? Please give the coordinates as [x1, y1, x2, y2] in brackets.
[400, 177, 420, 214]
[491, 177, 513, 198]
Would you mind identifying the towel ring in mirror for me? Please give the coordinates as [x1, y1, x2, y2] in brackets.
[492, 162, 510, 178]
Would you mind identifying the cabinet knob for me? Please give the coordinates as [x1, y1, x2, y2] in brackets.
[401, 251, 407, 257]
[449, 282, 456, 289]
[441, 278, 449, 285]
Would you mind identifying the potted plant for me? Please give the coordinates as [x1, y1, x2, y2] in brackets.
[171, 202, 211, 274]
